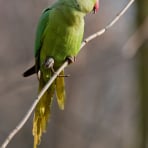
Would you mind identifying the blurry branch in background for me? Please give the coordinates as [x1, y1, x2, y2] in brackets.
[1, 0, 135, 148]
[122, 17, 148, 58]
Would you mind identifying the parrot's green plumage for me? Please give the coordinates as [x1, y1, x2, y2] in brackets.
[23, 0, 99, 147]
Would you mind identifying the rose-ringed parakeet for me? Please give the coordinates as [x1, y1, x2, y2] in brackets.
[23, 0, 99, 147]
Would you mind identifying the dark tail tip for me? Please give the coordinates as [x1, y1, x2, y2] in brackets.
[23, 65, 36, 77]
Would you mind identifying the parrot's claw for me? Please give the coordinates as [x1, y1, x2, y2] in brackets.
[43, 57, 56, 74]
[66, 56, 76, 64]
[43, 57, 70, 77]
[37, 70, 41, 80]
[44, 57, 54, 69]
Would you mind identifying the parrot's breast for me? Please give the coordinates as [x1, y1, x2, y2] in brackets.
[40, 7, 84, 68]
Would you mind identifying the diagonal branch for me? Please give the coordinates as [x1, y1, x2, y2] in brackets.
[0, 0, 135, 147]
[1, 62, 68, 148]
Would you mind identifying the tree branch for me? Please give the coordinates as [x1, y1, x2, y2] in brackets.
[122, 17, 148, 58]
[1, 0, 135, 147]
[81, 0, 135, 49]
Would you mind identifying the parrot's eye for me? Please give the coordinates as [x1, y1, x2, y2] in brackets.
[74, 0, 80, 9]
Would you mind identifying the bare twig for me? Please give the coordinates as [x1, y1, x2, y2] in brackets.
[81, 0, 135, 49]
[1, 0, 135, 147]
[1, 62, 68, 148]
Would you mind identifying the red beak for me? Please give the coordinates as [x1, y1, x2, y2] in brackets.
[93, 0, 99, 14]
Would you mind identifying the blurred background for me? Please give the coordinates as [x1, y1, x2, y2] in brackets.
[0, 0, 148, 148]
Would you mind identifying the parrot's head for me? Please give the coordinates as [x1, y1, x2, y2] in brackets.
[76, 0, 99, 14]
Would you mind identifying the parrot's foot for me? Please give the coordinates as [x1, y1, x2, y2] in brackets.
[44, 57, 55, 73]
[44, 57, 54, 70]
[44, 57, 70, 77]
[66, 56, 76, 64]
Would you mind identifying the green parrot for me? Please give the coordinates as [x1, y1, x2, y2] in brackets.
[23, 0, 99, 147]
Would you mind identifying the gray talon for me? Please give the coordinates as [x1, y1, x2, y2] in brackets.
[44, 57, 54, 69]
[66, 56, 76, 64]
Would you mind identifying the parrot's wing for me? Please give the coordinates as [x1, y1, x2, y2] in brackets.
[34, 8, 51, 58]
[23, 8, 51, 77]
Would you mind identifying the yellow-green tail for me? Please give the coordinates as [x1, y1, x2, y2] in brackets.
[32, 70, 65, 148]
[55, 70, 65, 110]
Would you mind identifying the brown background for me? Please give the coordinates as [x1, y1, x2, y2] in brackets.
[0, 0, 147, 148]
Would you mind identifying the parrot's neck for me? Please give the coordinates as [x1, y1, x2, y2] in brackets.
[57, 0, 86, 14]
[55, 1, 85, 26]
[58, 0, 96, 13]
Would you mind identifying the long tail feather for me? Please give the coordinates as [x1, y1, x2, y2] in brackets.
[55, 70, 65, 110]
[33, 75, 55, 148]
[32, 70, 66, 148]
